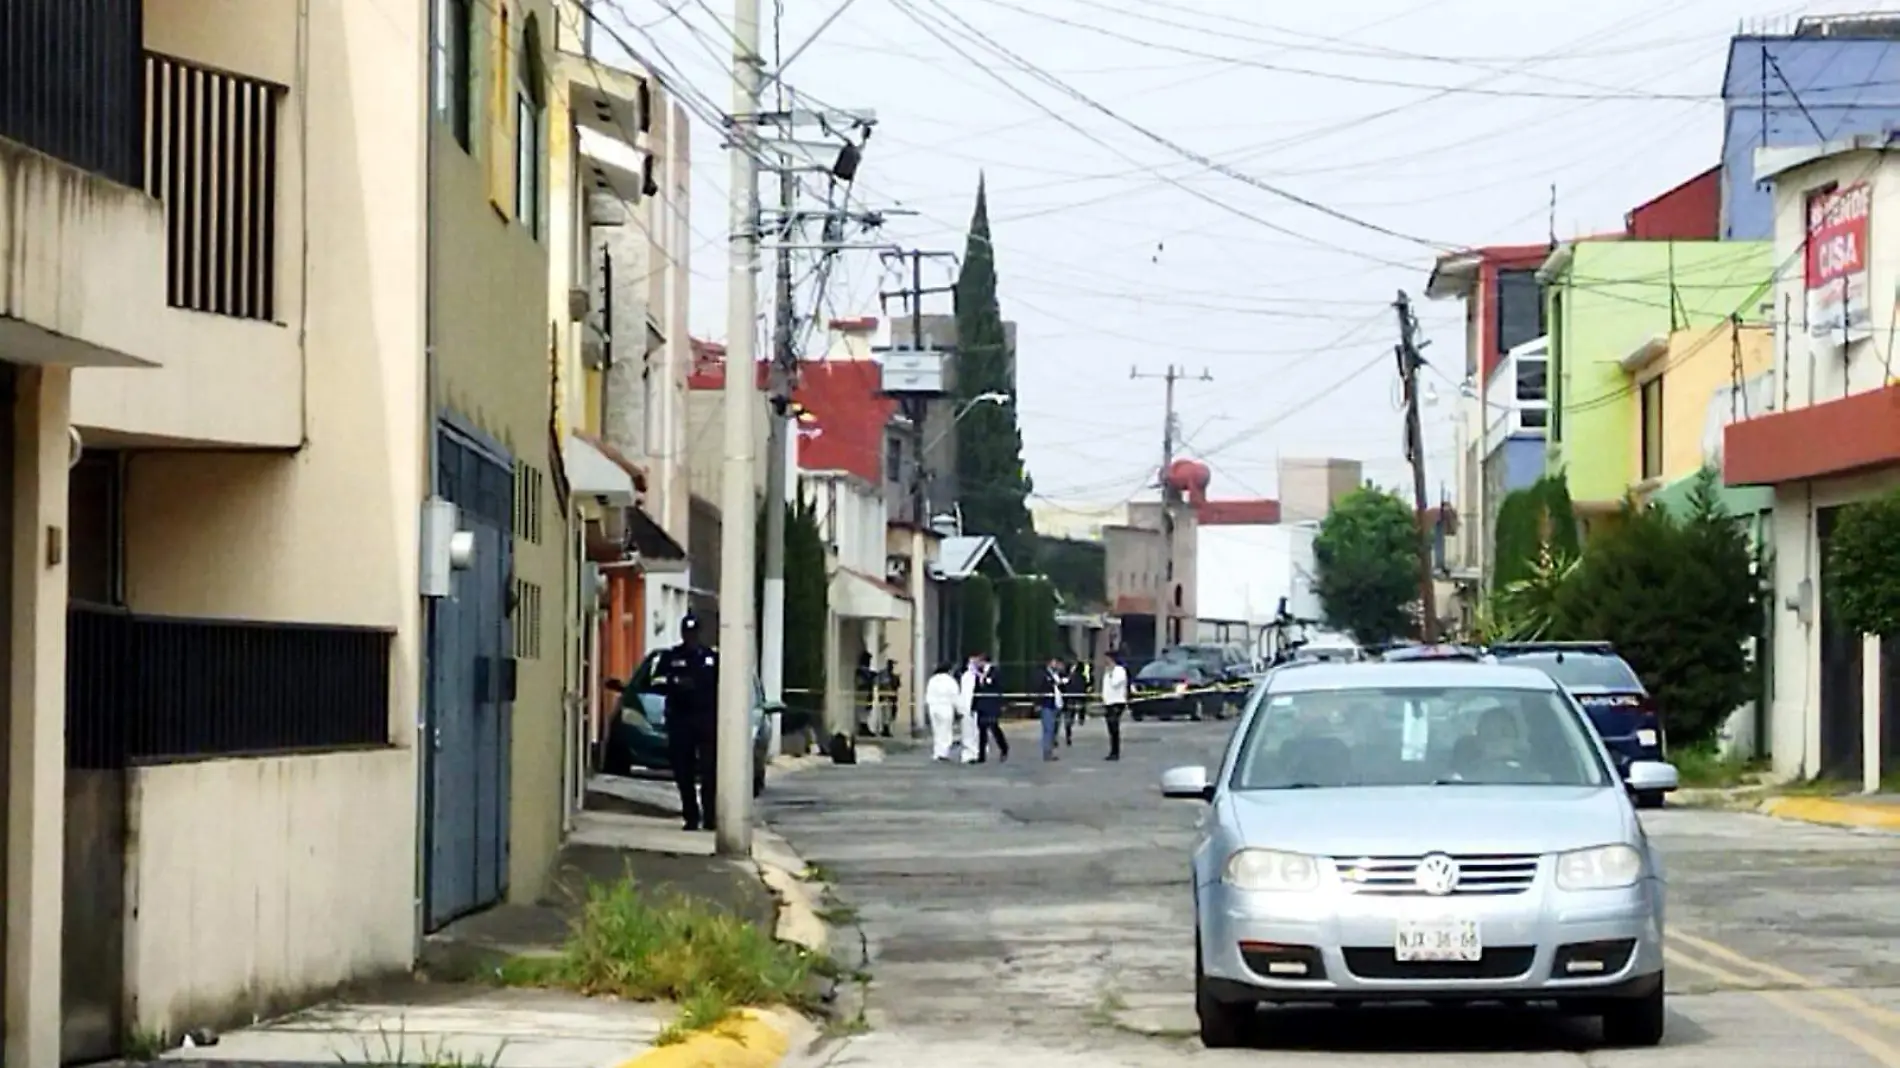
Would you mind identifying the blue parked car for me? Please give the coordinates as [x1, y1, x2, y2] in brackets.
[1488, 642, 1671, 809]
[601, 649, 775, 797]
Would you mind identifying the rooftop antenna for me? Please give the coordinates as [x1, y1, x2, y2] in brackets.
[1547, 184, 1558, 247]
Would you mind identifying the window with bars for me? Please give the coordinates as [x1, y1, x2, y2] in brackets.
[143, 52, 283, 322]
[513, 578, 543, 659]
[514, 461, 544, 545]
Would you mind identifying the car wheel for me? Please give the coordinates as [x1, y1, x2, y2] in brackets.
[1195, 931, 1250, 1049]
[1600, 975, 1666, 1047]
[1130, 710, 1145, 722]
[1634, 791, 1665, 810]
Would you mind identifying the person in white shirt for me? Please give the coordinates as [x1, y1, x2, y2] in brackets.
[956, 653, 983, 763]
[924, 662, 961, 761]
[1101, 651, 1130, 761]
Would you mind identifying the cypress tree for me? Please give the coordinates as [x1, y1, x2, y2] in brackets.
[959, 573, 996, 662]
[953, 176, 1035, 567]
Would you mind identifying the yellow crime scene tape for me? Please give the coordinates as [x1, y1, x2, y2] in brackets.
[780, 679, 1253, 716]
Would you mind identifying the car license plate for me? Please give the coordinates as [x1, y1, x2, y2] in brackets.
[1395, 918, 1482, 962]
[1636, 729, 1659, 747]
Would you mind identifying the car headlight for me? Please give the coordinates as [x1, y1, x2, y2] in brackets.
[1222, 849, 1320, 892]
[1555, 844, 1644, 890]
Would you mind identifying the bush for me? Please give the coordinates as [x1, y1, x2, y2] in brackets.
[1827, 488, 1900, 637]
[1552, 473, 1760, 748]
[959, 573, 996, 662]
[504, 877, 824, 1039]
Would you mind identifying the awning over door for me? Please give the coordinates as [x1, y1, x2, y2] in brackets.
[831, 567, 908, 620]
[565, 433, 639, 505]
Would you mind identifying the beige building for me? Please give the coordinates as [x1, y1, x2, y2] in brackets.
[3, 0, 580, 1063]
[541, 3, 694, 785]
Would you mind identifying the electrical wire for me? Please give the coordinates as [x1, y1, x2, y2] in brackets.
[967, 0, 1725, 102]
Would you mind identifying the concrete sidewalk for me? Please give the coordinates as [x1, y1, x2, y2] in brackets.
[1759, 792, 1900, 831]
[149, 791, 828, 1068]
[156, 985, 806, 1068]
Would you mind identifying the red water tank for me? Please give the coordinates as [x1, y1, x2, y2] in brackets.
[1165, 458, 1211, 499]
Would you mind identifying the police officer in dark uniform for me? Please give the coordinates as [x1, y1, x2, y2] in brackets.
[653, 614, 719, 831]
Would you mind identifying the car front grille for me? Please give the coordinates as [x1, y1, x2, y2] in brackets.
[1331, 853, 1540, 896]
[1342, 946, 1537, 981]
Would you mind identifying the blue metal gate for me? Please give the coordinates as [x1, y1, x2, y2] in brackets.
[423, 420, 515, 931]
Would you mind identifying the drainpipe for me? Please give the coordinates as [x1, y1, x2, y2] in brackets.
[414, 0, 442, 958]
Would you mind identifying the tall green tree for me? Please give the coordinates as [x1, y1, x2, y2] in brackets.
[953, 176, 1035, 566]
[755, 494, 828, 716]
[1313, 486, 1421, 645]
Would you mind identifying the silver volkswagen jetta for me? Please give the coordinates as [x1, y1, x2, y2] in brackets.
[1163, 660, 1678, 1049]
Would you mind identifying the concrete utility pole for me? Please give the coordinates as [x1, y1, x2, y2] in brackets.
[1394, 290, 1440, 644]
[1131, 364, 1210, 648]
[760, 167, 795, 722]
[715, 0, 763, 857]
[756, 106, 880, 728]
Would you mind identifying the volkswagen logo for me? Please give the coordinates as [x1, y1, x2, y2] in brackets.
[1414, 853, 1460, 896]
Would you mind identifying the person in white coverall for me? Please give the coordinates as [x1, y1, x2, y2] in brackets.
[925, 662, 961, 761]
[957, 652, 984, 763]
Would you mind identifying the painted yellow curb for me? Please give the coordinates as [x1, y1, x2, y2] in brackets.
[1760, 795, 1900, 831]
[618, 1009, 791, 1068]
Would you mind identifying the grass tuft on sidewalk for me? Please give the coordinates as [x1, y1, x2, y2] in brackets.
[497, 877, 827, 1040]
[1671, 743, 1766, 789]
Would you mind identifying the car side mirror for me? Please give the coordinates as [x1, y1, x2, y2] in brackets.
[1625, 760, 1679, 793]
[1161, 765, 1214, 802]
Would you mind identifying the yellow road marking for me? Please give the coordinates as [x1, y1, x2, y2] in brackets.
[1665, 946, 1900, 1067]
[1668, 929, 1900, 1028]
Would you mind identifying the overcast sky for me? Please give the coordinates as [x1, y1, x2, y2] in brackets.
[599, 0, 1867, 516]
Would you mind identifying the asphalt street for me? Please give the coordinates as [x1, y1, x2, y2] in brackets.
[764, 716, 1900, 1067]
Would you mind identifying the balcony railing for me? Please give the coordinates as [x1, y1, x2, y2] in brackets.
[66, 604, 393, 770]
[144, 51, 284, 322]
[0, 0, 144, 187]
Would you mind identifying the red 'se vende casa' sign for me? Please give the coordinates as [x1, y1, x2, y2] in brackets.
[1806, 182, 1871, 289]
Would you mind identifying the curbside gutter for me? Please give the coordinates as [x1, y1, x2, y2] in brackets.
[617, 1008, 799, 1068]
[1759, 795, 1900, 832]
[753, 827, 830, 955]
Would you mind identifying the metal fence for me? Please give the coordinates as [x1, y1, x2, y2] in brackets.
[66, 603, 393, 769]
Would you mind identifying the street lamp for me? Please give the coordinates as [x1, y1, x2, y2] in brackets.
[923, 391, 1010, 454]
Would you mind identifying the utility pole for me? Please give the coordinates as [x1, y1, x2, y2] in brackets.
[760, 167, 795, 726]
[754, 106, 881, 734]
[878, 247, 957, 737]
[1131, 364, 1211, 649]
[715, 0, 763, 858]
[1395, 290, 1439, 645]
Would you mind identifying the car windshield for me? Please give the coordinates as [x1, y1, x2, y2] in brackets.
[1497, 652, 1642, 691]
[1229, 685, 1611, 790]
[1137, 661, 1193, 682]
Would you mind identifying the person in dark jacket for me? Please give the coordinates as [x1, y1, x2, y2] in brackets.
[973, 653, 1009, 763]
[1037, 656, 1069, 761]
[652, 614, 719, 831]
